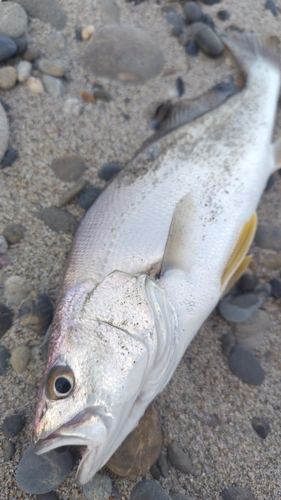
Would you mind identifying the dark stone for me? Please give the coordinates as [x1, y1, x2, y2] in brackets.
[183, 2, 202, 24]
[0, 345, 10, 375]
[36, 493, 58, 500]
[220, 486, 255, 500]
[14, 34, 28, 54]
[167, 440, 193, 474]
[82, 473, 112, 500]
[150, 463, 161, 480]
[16, 444, 73, 494]
[220, 333, 236, 356]
[2, 223, 26, 244]
[2, 439, 16, 461]
[1, 149, 18, 168]
[269, 278, 281, 298]
[251, 416, 270, 439]
[185, 40, 199, 57]
[192, 23, 223, 57]
[78, 186, 101, 210]
[201, 0, 221, 4]
[2, 414, 25, 437]
[98, 162, 121, 181]
[228, 344, 265, 386]
[39, 207, 78, 235]
[201, 14, 215, 29]
[217, 10, 231, 21]
[19, 294, 53, 335]
[75, 28, 83, 41]
[0, 303, 13, 338]
[255, 225, 281, 250]
[130, 480, 171, 500]
[157, 453, 169, 478]
[93, 89, 112, 102]
[238, 274, 259, 293]
[265, 0, 278, 16]
[264, 174, 276, 191]
[0, 36, 17, 62]
[51, 155, 86, 182]
[0, 98, 10, 112]
[176, 76, 185, 97]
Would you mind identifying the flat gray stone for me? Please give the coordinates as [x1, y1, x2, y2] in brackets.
[2, 439, 16, 461]
[82, 24, 164, 83]
[255, 224, 281, 250]
[11, 0, 67, 30]
[191, 23, 223, 57]
[233, 309, 269, 350]
[251, 416, 270, 439]
[42, 75, 65, 98]
[2, 413, 25, 437]
[218, 293, 262, 323]
[0, 36, 17, 62]
[0, 303, 13, 339]
[39, 207, 78, 235]
[228, 344, 265, 386]
[220, 486, 255, 500]
[2, 223, 26, 244]
[0, 102, 9, 163]
[0, 345, 10, 375]
[51, 155, 86, 182]
[130, 480, 171, 500]
[167, 440, 193, 474]
[0, 2, 28, 38]
[82, 473, 112, 500]
[37, 59, 67, 77]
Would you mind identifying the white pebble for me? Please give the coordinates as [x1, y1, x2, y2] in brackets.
[82, 25, 95, 40]
[4, 275, 29, 306]
[26, 76, 44, 94]
[0, 235, 8, 254]
[63, 97, 83, 116]
[11, 345, 31, 374]
[17, 61, 32, 83]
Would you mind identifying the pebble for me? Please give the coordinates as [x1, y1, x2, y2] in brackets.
[183, 2, 202, 24]
[3, 223, 26, 244]
[17, 61, 32, 82]
[264, 173, 275, 191]
[13, 33, 28, 54]
[0, 102, 9, 163]
[2, 413, 25, 437]
[201, 0, 221, 4]
[269, 277, 281, 298]
[237, 273, 259, 293]
[165, 12, 184, 37]
[78, 186, 101, 210]
[81, 91, 97, 103]
[10, 344, 31, 373]
[100, 0, 120, 25]
[201, 14, 215, 29]
[39, 207, 78, 235]
[185, 40, 199, 57]
[82, 25, 164, 83]
[36, 493, 58, 500]
[228, 344, 265, 385]
[265, 0, 278, 17]
[255, 283, 272, 301]
[4, 275, 29, 306]
[51, 155, 86, 181]
[0, 36, 17, 62]
[150, 463, 161, 480]
[107, 404, 162, 476]
[46, 33, 66, 55]
[251, 416, 270, 439]
[265, 252, 281, 269]
[82, 473, 112, 500]
[0, 67, 17, 90]
[220, 486, 255, 500]
[157, 453, 170, 478]
[42, 75, 65, 98]
[191, 23, 223, 57]
[167, 440, 193, 474]
[23, 46, 40, 62]
[218, 292, 262, 323]
[82, 25, 95, 41]
[1, 147, 17, 167]
[2, 439, 16, 461]
[0, 98, 10, 112]
[19, 293, 53, 336]
[26, 76, 44, 94]
[0, 2, 28, 38]
[0, 303, 13, 338]
[37, 58, 67, 77]
[98, 162, 121, 181]
[255, 224, 281, 250]
[0, 345, 10, 375]
[0, 235, 8, 254]
[130, 480, 171, 500]
[58, 179, 87, 206]
[217, 10, 231, 21]
[14, 0, 67, 30]
[220, 333, 236, 356]
[0, 253, 12, 269]
[63, 97, 83, 116]
[16, 443, 73, 494]
[93, 89, 112, 102]
[233, 309, 269, 351]
[178, 32, 189, 46]
[176, 76, 185, 97]
[75, 28, 83, 42]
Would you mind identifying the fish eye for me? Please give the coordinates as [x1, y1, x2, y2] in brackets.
[46, 365, 75, 400]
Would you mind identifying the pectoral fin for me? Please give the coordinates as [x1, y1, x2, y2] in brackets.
[161, 194, 203, 276]
[221, 213, 257, 292]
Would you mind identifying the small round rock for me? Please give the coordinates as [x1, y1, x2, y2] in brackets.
[2, 439, 16, 461]
[4, 275, 29, 306]
[1, 148, 18, 168]
[2, 413, 25, 437]
[0, 345, 10, 375]
[16, 443, 73, 494]
[157, 453, 170, 478]
[98, 162, 121, 181]
[218, 293, 262, 323]
[220, 486, 255, 500]
[130, 480, 171, 500]
[63, 97, 83, 116]
[238, 273, 259, 293]
[0, 36, 17, 62]
[0, 2, 28, 39]
[14, 34, 28, 54]
[11, 344, 31, 373]
[228, 344, 265, 386]
[3, 223, 26, 244]
[26, 76, 44, 94]
[0, 235, 8, 254]
[217, 10, 231, 21]
[39, 207, 78, 235]
[42, 75, 65, 98]
[78, 186, 101, 210]
[0, 303, 13, 338]
[82, 473, 112, 500]
[251, 416, 270, 439]
[37, 58, 67, 77]
[23, 46, 40, 62]
[51, 154, 86, 181]
[17, 61, 32, 83]
[0, 66, 17, 90]
[255, 224, 281, 250]
[191, 23, 223, 57]
[167, 440, 193, 474]
[183, 2, 202, 24]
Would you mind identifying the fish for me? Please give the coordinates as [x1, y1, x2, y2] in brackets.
[33, 33, 281, 485]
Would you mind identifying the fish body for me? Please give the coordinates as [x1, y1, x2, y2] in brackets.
[33, 35, 280, 485]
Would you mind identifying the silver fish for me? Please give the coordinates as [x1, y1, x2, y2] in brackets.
[33, 34, 281, 485]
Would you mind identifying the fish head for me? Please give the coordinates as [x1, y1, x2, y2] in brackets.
[33, 272, 159, 484]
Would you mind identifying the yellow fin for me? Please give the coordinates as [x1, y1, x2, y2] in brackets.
[222, 255, 252, 295]
[221, 213, 257, 291]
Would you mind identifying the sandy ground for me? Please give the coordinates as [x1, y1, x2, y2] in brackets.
[1, 0, 281, 498]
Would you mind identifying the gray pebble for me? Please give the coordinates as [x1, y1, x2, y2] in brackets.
[3, 223, 26, 244]
[13, 33, 28, 54]
[16, 443, 73, 494]
[2, 439, 16, 461]
[19, 294, 53, 335]
[220, 333, 236, 355]
[0, 303, 13, 338]
[191, 23, 223, 57]
[130, 480, 171, 500]
[2, 413, 25, 437]
[0, 2, 28, 39]
[0, 345, 10, 375]
[217, 10, 231, 21]
[0, 98, 10, 112]
[254, 283, 272, 301]
[100, 0, 120, 25]
[39, 207, 78, 235]
[185, 40, 199, 57]
[238, 273, 259, 293]
[218, 292, 262, 323]
[0, 102, 9, 163]
[11, 344, 31, 373]
[0, 66, 17, 90]
[255, 224, 281, 250]
[93, 89, 112, 102]
[42, 75, 65, 98]
[265, 0, 278, 16]
[167, 440, 193, 474]
[178, 32, 190, 46]
[37, 58, 67, 77]
[201, 0, 221, 4]
[22, 46, 40, 62]
[75, 28, 83, 42]
[220, 486, 255, 500]
[201, 14, 215, 29]
[228, 344, 265, 385]
[150, 463, 161, 480]
[51, 154, 86, 182]
[166, 12, 184, 37]
[269, 278, 281, 298]
[36, 493, 58, 500]
[83, 473, 112, 500]
[157, 452, 170, 478]
[183, 2, 202, 24]
[78, 186, 101, 210]
[233, 309, 269, 351]
[17, 61, 32, 82]
[82, 25, 164, 83]
[58, 179, 87, 206]
[46, 33, 66, 55]
[0, 235, 8, 254]
[251, 416, 270, 439]
[0, 36, 17, 62]
[12, 0, 67, 30]
[0, 253, 12, 269]
[63, 97, 83, 116]
[4, 275, 29, 306]
[98, 162, 121, 181]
